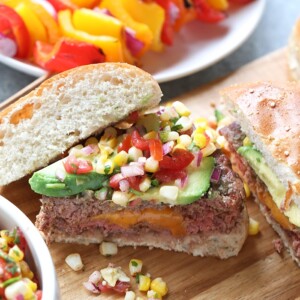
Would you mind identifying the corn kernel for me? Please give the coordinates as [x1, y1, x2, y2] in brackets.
[0, 230, 14, 244]
[159, 186, 178, 203]
[129, 259, 143, 276]
[244, 182, 251, 198]
[248, 217, 260, 235]
[8, 245, 24, 262]
[23, 278, 37, 292]
[0, 237, 8, 252]
[194, 117, 208, 129]
[102, 127, 118, 139]
[99, 242, 118, 256]
[85, 137, 98, 146]
[147, 289, 162, 300]
[19, 261, 32, 279]
[113, 151, 129, 166]
[125, 291, 136, 300]
[175, 116, 193, 132]
[159, 107, 178, 121]
[243, 136, 252, 146]
[177, 134, 192, 147]
[150, 278, 168, 297]
[173, 143, 186, 151]
[216, 136, 226, 149]
[112, 191, 131, 206]
[194, 133, 208, 149]
[207, 0, 228, 10]
[172, 101, 191, 117]
[202, 143, 217, 157]
[139, 177, 151, 192]
[128, 146, 143, 162]
[145, 157, 159, 173]
[143, 131, 158, 140]
[138, 274, 151, 292]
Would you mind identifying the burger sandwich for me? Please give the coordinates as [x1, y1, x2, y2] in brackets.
[0, 63, 248, 258]
[219, 81, 300, 265]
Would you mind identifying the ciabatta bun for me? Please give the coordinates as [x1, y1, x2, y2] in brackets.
[0, 63, 162, 186]
[220, 81, 300, 207]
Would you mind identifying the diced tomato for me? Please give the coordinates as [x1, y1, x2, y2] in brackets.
[35, 290, 43, 300]
[0, 5, 30, 58]
[159, 148, 194, 170]
[97, 282, 112, 293]
[155, 168, 187, 184]
[14, 228, 27, 253]
[131, 130, 149, 151]
[125, 111, 139, 124]
[127, 175, 145, 191]
[192, 0, 226, 23]
[118, 134, 132, 153]
[109, 173, 125, 190]
[63, 155, 93, 174]
[113, 280, 131, 293]
[149, 139, 163, 161]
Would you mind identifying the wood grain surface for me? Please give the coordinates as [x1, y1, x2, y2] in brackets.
[1, 48, 300, 300]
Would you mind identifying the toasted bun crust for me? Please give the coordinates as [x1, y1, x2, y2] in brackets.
[40, 207, 248, 259]
[288, 19, 300, 81]
[220, 81, 300, 206]
[0, 63, 162, 186]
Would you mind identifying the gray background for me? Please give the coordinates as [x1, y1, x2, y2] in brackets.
[1, 0, 300, 102]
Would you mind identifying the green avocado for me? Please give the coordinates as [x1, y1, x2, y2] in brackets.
[237, 146, 286, 205]
[29, 159, 108, 197]
[136, 157, 215, 205]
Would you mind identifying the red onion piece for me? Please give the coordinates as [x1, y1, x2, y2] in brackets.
[93, 7, 113, 17]
[169, 2, 180, 24]
[125, 28, 144, 57]
[119, 179, 130, 192]
[162, 142, 173, 155]
[121, 164, 144, 177]
[138, 157, 147, 165]
[88, 271, 102, 284]
[83, 281, 100, 294]
[81, 144, 98, 155]
[210, 168, 221, 183]
[180, 174, 189, 188]
[0, 35, 17, 57]
[196, 150, 203, 167]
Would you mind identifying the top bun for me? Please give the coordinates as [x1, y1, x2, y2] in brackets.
[0, 63, 162, 186]
[288, 19, 300, 81]
[220, 81, 300, 206]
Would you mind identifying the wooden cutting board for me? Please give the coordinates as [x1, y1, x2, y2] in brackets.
[1, 48, 300, 300]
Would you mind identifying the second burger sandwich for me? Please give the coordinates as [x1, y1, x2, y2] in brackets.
[219, 81, 300, 265]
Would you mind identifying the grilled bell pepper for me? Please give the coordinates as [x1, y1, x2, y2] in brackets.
[70, 0, 100, 8]
[72, 8, 123, 39]
[0, 4, 30, 58]
[14, 2, 47, 50]
[33, 37, 105, 72]
[58, 9, 124, 62]
[207, 0, 228, 10]
[47, 0, 78, 11]
[192, 0, 226, 23]
[99, 0, 153, 57]
[171, 0, 196, 31]
[122, 0, 165, 52]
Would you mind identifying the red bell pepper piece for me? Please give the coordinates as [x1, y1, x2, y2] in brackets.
[33, 38, 105, 73]
[154, 0, 174, 45]
[0, 5, 30, 58]
[192, 0, 226, 23]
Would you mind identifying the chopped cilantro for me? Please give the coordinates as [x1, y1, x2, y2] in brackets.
[171, 124, 183, 131]
[104, 165, 111, 174]
[151, 179, 159, 187]
[214, 109, 225, 122]
[129, 188, 143, 196]
[131, 260, 138, 267]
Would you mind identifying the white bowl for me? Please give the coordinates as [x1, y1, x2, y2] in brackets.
[0, 195, 59, 300]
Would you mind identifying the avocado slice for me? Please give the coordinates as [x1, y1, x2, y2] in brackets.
[237, 146, 286, 204]
[176, 156, 215, 205]
[135, 157, 215, 205]
[29, 159, 108, 197]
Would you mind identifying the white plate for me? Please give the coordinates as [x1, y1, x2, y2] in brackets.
[0, 0, 265, 83]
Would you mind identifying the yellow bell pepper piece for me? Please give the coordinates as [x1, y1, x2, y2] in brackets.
[122, 0, 165, 52]
[70, 0, 99, 8]
[72, 8, 123, 38]
[99, 0, 153, 57]
[207, 0, 228, 11]
[58, 9, 124, 62]
[15, 2, 47, 47]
